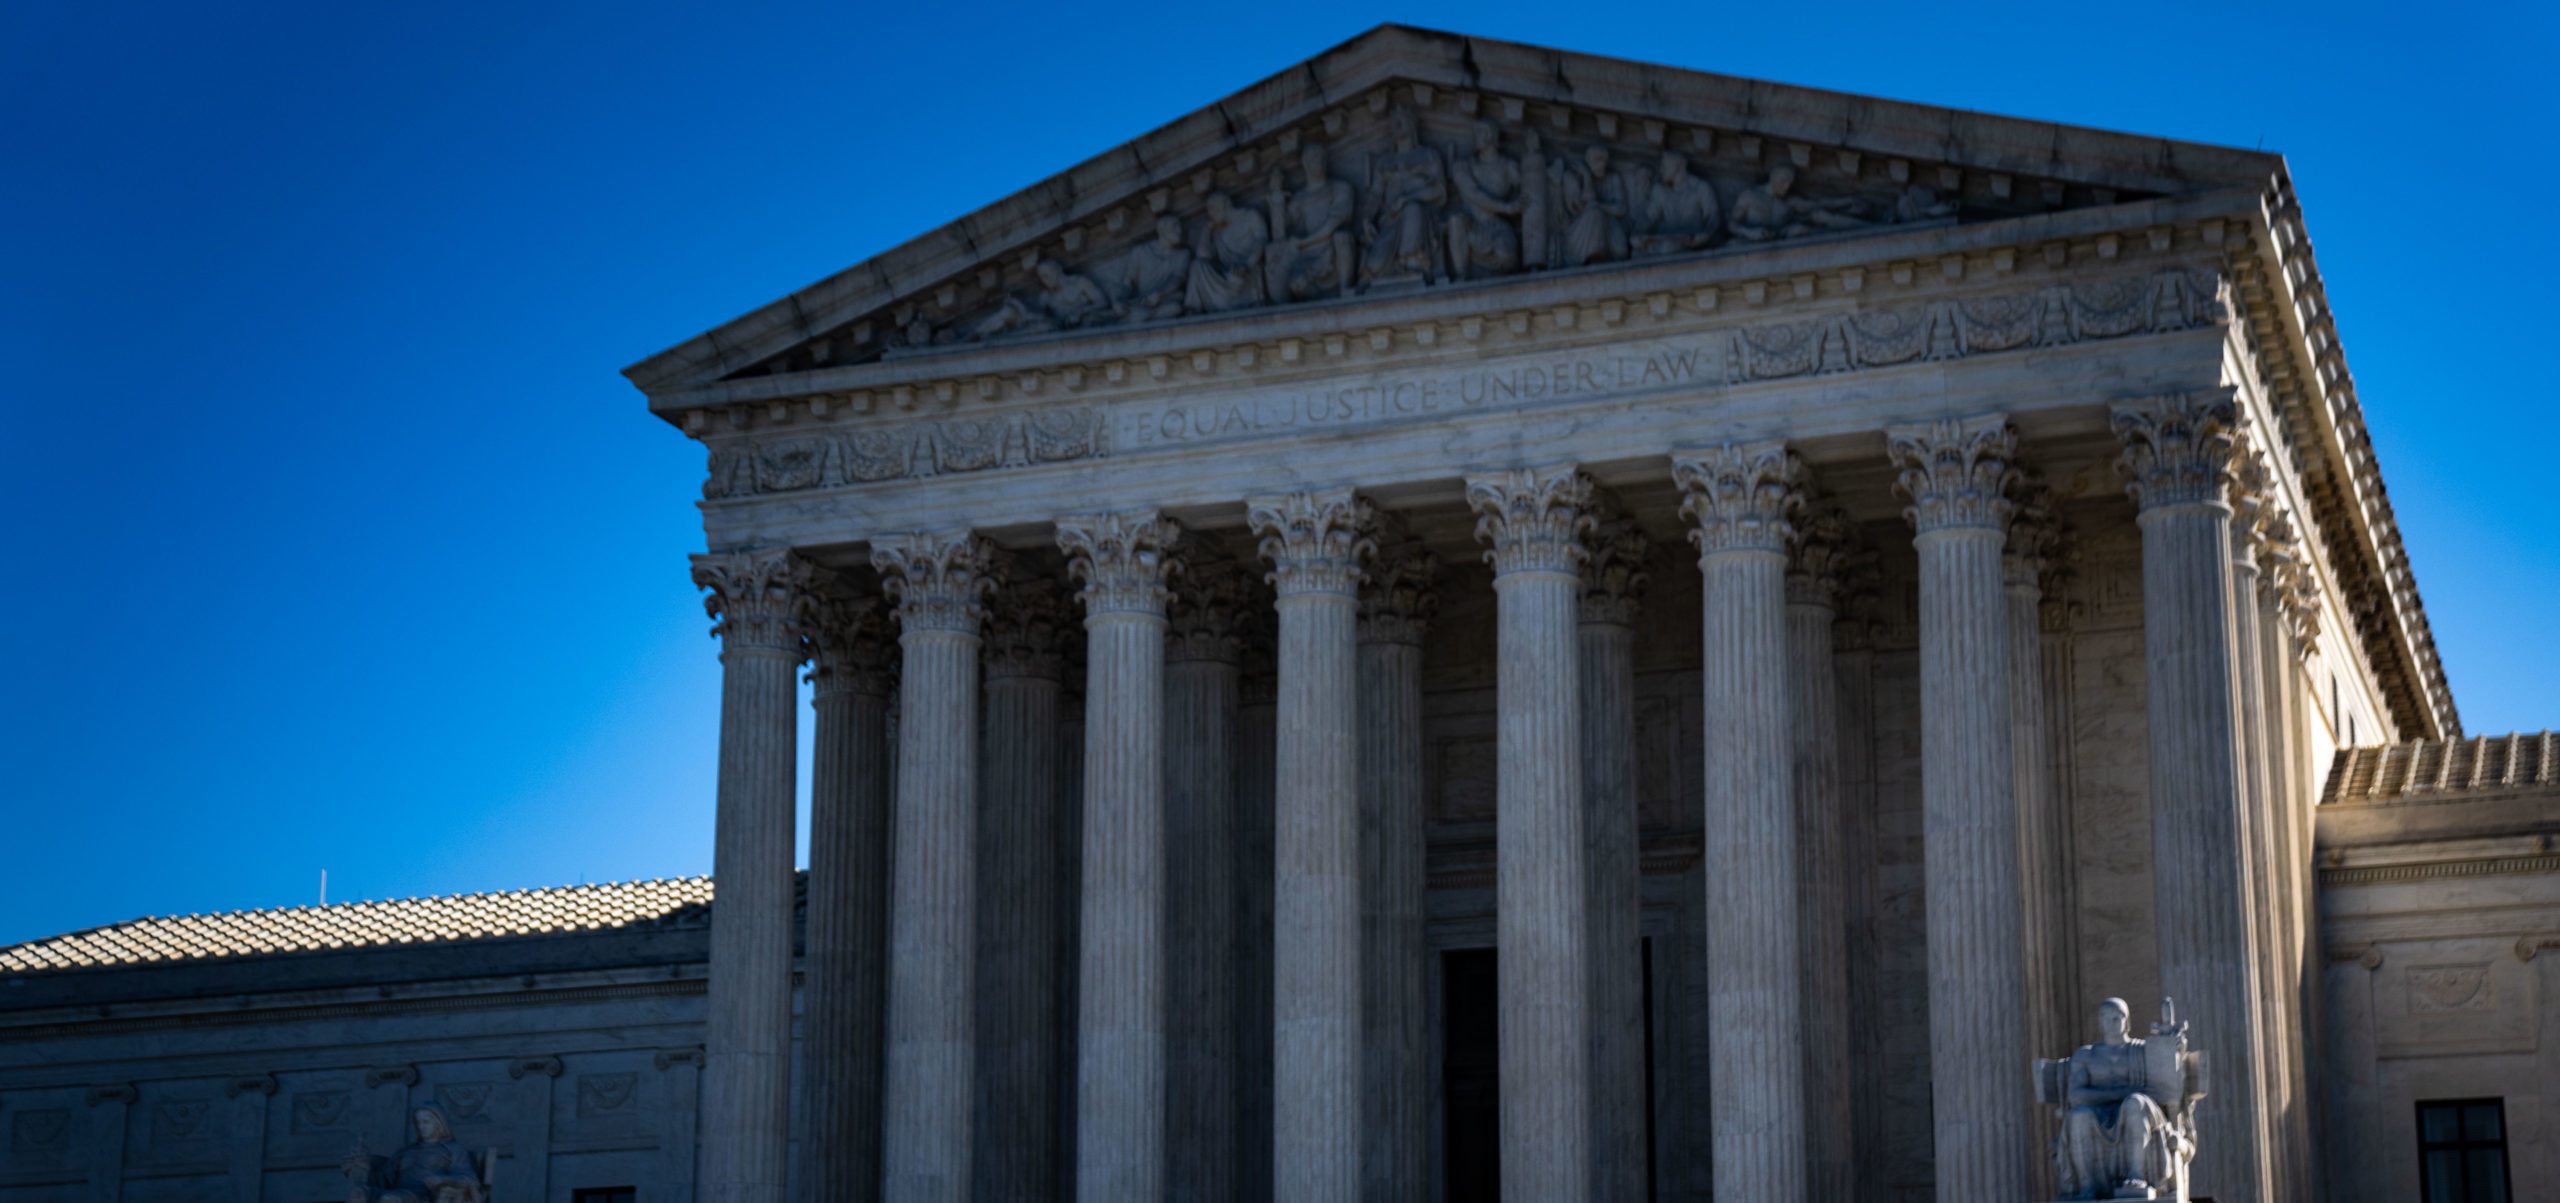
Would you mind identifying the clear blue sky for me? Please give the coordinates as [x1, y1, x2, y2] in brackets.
[4, 2, 2552, 946]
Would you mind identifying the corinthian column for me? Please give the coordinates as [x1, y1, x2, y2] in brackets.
[2006, 483, 2070, 1198]
[871, 532, 998, 1203]
[1672, 444, 1807, 1203]
[1886, 416, 2031, 1201]
[1059, 510, 1183, 1203]
[690, 548, 818, 1203]
[1787, 507, 1854, 1202]
[1167, 551, 1249, 1203]
[1577, 495, 1650, 1203]
[977, 573, 1067, 1203]
[2112, 392, 2270, 1202]
[1466, 466, 1595, 1203]
[1358, 527, 1437, 1203]
[805, 586, 896, 1203]
[1248, 489, 1373, 1203]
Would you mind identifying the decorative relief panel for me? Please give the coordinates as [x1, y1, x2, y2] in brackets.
[149, 1100, 209, 1145]
[436, 1082, 494, 1123]
[9, 1107, 69, 1153]
[576, 1072, 639, 1117]
[2406, 964, 2494, 1013]
[705, 405, 1108, 499]
[290, 1089, 352, 1133]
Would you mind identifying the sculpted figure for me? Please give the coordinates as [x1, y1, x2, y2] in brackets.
[1727, 163, 1869, 242]
[972, 257, 1114, 339]
[1629, 151, 1724, 256]
[1892, 183, 1959, 223]
[1360, 107, 1449, 286]
[1263, 142, 1358, 302]
[1118, 215, 1194, 321]
[2039, 997, 2202, 1201]
[341, 1107, 493, 1203]
[1445, 120, 1524, 279]
[1551, 144, 1629, 266]
[1185, 191, 1269, 313]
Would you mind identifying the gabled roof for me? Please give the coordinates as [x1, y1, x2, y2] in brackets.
[0, 877, 713, 974]
[621, 24, 2281, 399]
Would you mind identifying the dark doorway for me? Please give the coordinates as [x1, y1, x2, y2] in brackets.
[1440, 941, 1658, 1202]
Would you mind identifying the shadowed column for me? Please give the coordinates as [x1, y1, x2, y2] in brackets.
[1576, 495, 1650, 1203]
[1887, 416, 2031, 1202]
[1233, 608, 1279, 1203]
[2112, 392, 2272, 1203]
[1358, 527, 1437, 1203]
[1466, 465, 1595, 1203]
[1059, 511, 1182, 1203]
[977, 573, 1068, 1203]
[2005, 481, 2071, 1198]
[1787, 506, 1855, 1201]
[691, 548, 819, 1203]
[1167, 553, 1248, 1203]
[804, 585, 895, 1203]
[1674, 444, 1808, 1203]
[1249, 489, 1372, 1203]
[872, 532, 999, 1203]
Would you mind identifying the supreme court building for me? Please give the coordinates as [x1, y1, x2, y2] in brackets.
[8, 25, 2557, 1203]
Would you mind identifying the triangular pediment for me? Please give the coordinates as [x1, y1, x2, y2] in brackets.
[624, 25, 2278, 400]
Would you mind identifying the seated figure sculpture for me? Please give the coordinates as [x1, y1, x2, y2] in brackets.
[2036, 997, 2206, 1201]
[341, 1106, 494, 1203]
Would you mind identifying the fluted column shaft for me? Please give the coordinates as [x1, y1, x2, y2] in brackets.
[1166, 560, 1245, 1203]
[1251, 491, 1371, 1203]
[1468, 467, 1594, 1203]
[2006, 507, 2070, 1199]
[1888, 418, 2031, 1202]
[1785, 520, 1852, 1202]
[978, 576, 1067, 1203]
[1579, 508, 1649, 1203]
[693, 550, 816, 1203]
[806, 593, 895, 1203]
[2114, 393, 2271, 1203]
[874, 533, 997, 1203]
[1833, 603, 1888, 1195]
[1060, 511, 1181, 1203]
[1674, 445, 1806, 1203]
[1357, 536, 1434, 1203]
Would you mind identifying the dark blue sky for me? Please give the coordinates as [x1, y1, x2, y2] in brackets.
[5, 1, 2552, 946]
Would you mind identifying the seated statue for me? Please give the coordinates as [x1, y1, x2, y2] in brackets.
[971, 258, 1114, 340]
[341, 1106, 494, 1203]
[2035, 997, 2206, 1201]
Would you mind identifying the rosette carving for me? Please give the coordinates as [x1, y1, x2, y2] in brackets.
[807, 581, 896, 697]
[2109, 390, 2240, 511]
[691, 548, 823, 655]
[1577, 491, 1650, 626]
[1888, 415, 2018, 533]
[1787, 504, 1859, 610]
[1167, 548, 1254, 663]
[870, 531, 999, 635]
[1465, 466, 1594, 577]
[1247, 489, 1375, 597]
[1057, 510, 1182, 618]
[1673, 441, 1803, 558]
[984, 572, 1070, 680]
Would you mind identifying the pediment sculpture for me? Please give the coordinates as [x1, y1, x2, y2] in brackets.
[341, 1105, 496, 1203]
[2033, 997, 2207, 1201]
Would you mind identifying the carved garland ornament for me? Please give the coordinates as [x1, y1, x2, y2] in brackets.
[1057, 510, 1183, 617]
[1466, 467, 1594, 577]
[871, 531, 1000, 634]
[691, 548, 824, 655]
[1247, 489, 1375, 597]
[1673, 441, 1802, 557]
[1888, 415, 2019, 533]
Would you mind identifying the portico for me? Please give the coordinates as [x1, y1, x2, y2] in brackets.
[635, 26, 2454, 1203]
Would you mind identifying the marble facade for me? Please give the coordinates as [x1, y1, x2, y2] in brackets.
[3, 24, 2528, 1203]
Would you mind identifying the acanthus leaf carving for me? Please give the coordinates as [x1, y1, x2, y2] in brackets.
[1577, 490, 1651, 625]
[1359, 511, 1441, 644]
[870, 531, 1000, 635]
[1673, 441, 1803, 558]
[691, 548, 823, 655]
[1466, 466, 1593, 577]
[1166, 543, 1254, 663]
[1056, 510, 1182, 617]
[1888, 415, 2019, 534]
[1247, 489, 1374, 597]
[1788, 503, 1859, 610]
[2110, 390, 2240, 512]
[807, 582, 897, 698]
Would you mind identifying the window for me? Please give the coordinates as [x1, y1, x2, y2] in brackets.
[2416, 1098, 2510, 1203]
[571, 1190, 636, 1203]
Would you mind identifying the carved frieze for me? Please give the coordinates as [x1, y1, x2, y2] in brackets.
[704, 405, 1107, 499]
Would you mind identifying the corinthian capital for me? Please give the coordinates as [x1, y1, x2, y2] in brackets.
[984, 573, 1070, 679]
[1247, 489, 1374, 597]
[1673, 441, 1803, 558]
[1578, 492, 1651, 626]
[1167, 549, 1254, 663]
[1888, 415, 2017, 534]
[691, 547, 822, 655]
[807, 581, 895, 697]
[1360, 533, 1442, 646]
[1787, 505, 1858, 610]
[2259, 511, 2324, 651]
[870, 531, 999, 635]
[2110, 390, 2240, 511]
[1057, 510, 1182, 618]
[1466, 466, 1594, 577]
[2003, 476, 2061, 592]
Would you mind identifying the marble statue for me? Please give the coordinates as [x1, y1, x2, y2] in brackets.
[1630, 151, 1724, 256]
[1892, 183, 1959, 223]
[1119, 215, 1195, 321]
[1263, 141, 1358, 303]
[973, 258, 1115, 339]
[1361, 108, 1449, 286]
[2034, 997, 2205, 1201]
[1727, 163, 1869, 242]
[340, 1106, 495, 1203]
[1553, 144, 1630, 266]
[1186, 191, 1269, 313]
[1446, 120, 1525, 279]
